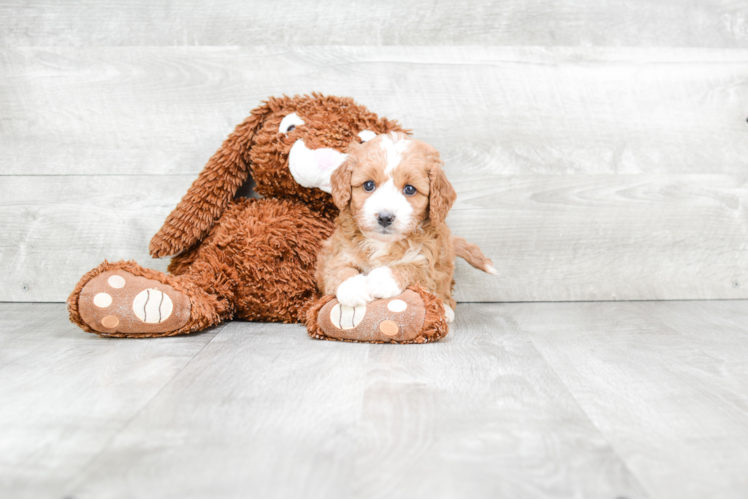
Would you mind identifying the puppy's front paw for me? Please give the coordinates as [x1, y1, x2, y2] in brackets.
[336, 274, 372, 307]
[366, 267, 403, 300]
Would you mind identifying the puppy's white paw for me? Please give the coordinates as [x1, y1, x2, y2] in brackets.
[444, 304, 455, 323]
[366, 267, 403, 300]
[336, 274, 372, 307]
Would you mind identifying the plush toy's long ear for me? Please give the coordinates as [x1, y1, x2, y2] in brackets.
[149, 105, 272, 258]
[428, 160, 457, 227]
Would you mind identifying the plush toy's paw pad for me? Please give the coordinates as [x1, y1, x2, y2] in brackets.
[316, 290, 429, 343]
[77, 270, 190, 335]
[329, 303, 367, 330]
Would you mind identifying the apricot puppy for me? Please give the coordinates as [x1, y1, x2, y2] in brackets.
[317, 132, 493, 323]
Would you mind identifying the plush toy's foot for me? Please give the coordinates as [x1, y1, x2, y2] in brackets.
[68, 261, 194, 338]
[305, 284, 450, 344]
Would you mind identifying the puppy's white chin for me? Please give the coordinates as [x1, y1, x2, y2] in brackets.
[363, 229, 407, 243]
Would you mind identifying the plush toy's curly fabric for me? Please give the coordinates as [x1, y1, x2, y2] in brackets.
[149, 94, 404, 259]
[68, 94, 413, 338]
[168, 197, 336, 323]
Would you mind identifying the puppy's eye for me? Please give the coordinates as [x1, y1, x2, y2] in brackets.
[403, 184, 417, 196]
[279, 112, 305, 134]
[363, 180, 376, 192]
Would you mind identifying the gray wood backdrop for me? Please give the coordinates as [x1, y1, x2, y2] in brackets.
[1, 1, 747, 303]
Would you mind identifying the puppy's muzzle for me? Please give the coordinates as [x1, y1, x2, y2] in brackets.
[377, 212, 396, 228]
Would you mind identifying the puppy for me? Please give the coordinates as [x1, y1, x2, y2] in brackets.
[316, 132, 494, 323]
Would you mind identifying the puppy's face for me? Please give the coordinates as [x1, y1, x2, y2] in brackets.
[331, 132, 456, 242]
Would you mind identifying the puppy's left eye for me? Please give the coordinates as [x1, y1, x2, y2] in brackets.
[403, 185, 417, 196]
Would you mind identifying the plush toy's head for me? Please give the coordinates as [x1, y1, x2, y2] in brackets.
[249, 94, 406, 215]
[149, 94, 407, 258]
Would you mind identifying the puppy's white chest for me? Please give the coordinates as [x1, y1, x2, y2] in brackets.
[359, 241, 426, 274]
[364, 240, 392, 262]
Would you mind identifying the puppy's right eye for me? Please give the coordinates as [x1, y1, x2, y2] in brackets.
[363, 181, 376, 192]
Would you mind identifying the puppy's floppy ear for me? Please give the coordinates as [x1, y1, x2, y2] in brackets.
[331, 158, 354, 210]
[428, 159, 457, 226]
[331, 140, 364, 210]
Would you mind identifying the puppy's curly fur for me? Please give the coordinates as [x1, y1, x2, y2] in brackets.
[316, 132, 460, 315]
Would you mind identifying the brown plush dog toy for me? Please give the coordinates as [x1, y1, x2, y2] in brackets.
[68, 94, 406, 337]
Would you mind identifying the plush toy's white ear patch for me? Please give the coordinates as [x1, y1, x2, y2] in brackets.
[279, 113, 305, 134]
[288, 140, 348, 193]
[358, 130, 376, 142]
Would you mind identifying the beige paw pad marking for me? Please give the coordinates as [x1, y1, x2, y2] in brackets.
[108, 275, 126, 288]
[101, 315, 119, 328]
[387, 299, 407, 312]
[132, 289, 174, 324]
[330, 303, 366, 330]
[379, 320, 399, 337]
[93, 293, 112, 308]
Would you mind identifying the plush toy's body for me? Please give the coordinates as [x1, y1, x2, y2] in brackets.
[68, 95, 407, 337]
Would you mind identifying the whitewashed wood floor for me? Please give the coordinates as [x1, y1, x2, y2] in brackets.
[2, 300, 748, 498]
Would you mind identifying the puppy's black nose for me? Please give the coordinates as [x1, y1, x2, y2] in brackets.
[377, 212, 395, 227]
